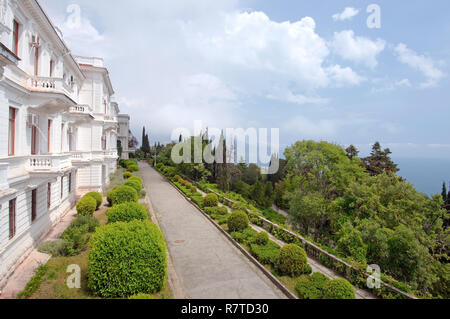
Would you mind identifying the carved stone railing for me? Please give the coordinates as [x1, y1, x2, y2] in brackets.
[28, 154, 72, 172]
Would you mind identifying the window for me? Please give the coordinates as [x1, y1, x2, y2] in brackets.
[31, 125, 37, 155]
[101, 135, 106, 151]
[47, 119, 52, 153]
[12, 20, 19, 56]
[61, 176, 64, 199]
[34, 39, 40, 76]
[47, 183, 51, 210]
[49, 60, 54, 77]
[31, 189, 37, 222]
[9, 198, 16, 239]
[8, 107, 16, 156]
[68, 173, 72, 193]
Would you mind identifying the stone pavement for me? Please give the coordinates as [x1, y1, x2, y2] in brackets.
[140, 163, 287, 299]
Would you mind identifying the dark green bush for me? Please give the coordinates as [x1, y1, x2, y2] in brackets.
[85, 192, 103, 210]
[88, 220, 167, 298]
[231, 232, 246, 244]
[232, 202, 247, 211]
[250, 241, 281, 265]
[203, 193, 219, 207]
[324, 278, 356, 299]
[125, 179, 142, 193]
[255, 231, 269, 245]
[242, 227, 259, 244]
[107, 202, 148, 223]
[76, 196, 97, 216]
[275, 244, 309, 277]
[295, 273, 330, 299]
[109, 185, 138, 206]
[227, 210, 249, 232]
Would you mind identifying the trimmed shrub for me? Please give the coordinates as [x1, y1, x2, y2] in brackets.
[123, 171, 132, 179]
[173, 175, 181, 182]
[128, 176, 143, 187]
[295, 273, 330, 299]
[227, 210, 249, 232]
[76, 196, 97, 216]
[85, 192, 103, 210]
[243, 227, 259, 244]
[203, 206, 228, 216]
[231, 232, 246, 244]
[125, 180, 142, 193]
[129, 294, 154, 300]
[232, 202, 247, 211]
[203, 193, 219, 207]
[324, 278, 356, 299]
[127, 164, 139, 172]
[190, 186, 197, 193]
[190, 194, 204, 207]
[70, 215, 100, 233]
[88, 220, 167, 298]
[255, 231, 269, 246]
[250, 241, 281, 265]
[275, 244, 309, 277]
[110, 185, 138, 206]
[107, 202, 148, 224]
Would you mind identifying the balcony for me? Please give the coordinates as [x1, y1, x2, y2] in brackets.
[28, 76, 76, 101]
[27, 154, 72, 173]
[103, 150, 118, 158]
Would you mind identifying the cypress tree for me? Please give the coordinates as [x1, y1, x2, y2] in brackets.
[442, 182, 447, 203]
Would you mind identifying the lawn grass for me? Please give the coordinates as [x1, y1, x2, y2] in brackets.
[22, 207, 172, 300]
[105, 167, 126, 195]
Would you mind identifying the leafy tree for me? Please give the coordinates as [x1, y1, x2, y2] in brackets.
[264, 182, 274, 207]
[250, 181, 265, 206]
[363, 142, 399, 176]
[337, 222, 367, 263]
[345, 145, 359, 161]
[215, 131, 229, 192]
[242, 164, 261, 185]
[442, 182, 448, 203]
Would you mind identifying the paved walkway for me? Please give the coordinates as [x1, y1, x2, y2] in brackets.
[140, 163, 287, 299]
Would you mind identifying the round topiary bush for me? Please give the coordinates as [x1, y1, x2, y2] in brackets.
[255, 231, 269, 246]
[324, 278, 356, 299]
[227, 210, 249, 232]
[190, 186, 197, 193]
[107, 202, 148, 223]
[110, 185, 138, 206]
[128, 176, 143, 186]
[107, 186, 119, 206]
[76, 196, 97, 216]
[203, 193, 219, 207]
[88, 220, 167, 298]
[85, 192, 103, 210]
[295, 273, 330, 299]
[275, 244, 309, 277]
[123, 171, 132, 179]
[125, 179, 142, 193]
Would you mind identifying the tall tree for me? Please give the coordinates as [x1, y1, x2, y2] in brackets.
[345, 145, 359, 161]
[442, 182, 448, 203]
[363, 142, 399, 176]
[141, 127, 146, 150]
[215, 131, 230, 191]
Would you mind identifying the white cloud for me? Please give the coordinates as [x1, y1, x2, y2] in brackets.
[283, 116, 338, 138]
[331, 30, 386, 68]
[371, 78, 411, 93]
[266, 89, 329, 105]
[325, 65, 366, 87]
[394, 43, 445, 88]
[332, 7, 360, 21]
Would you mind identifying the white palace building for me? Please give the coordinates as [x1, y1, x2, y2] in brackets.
[0, 0, 131, 288]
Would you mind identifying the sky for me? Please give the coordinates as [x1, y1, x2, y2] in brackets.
[39, 0, 450, 193]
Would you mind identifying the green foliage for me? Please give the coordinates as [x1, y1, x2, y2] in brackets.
[17, 265, 49, 299]
[203, 206, 228, 216]
[227, 210, 249, 232]
[190, 186, 197, 193]
[88, 220, 167, 298]
[362, 142, 399, 176]
[123, 171, 132, 179]
[255, 231, 269, 245]
[107, 203, 148, 223]
[324, 278, 356, 299]
[295, 273, 330, 299]
[109, 185, 138, 206]
[125, 179, 142, 193]
[250, 241, 281, 265]
[76, 196, 97, 216]
[275, 244, 309, 277]
[203, 193, 219, 207]
[337, 222, 367, 263]
[85, 192, 103, 210]
[129, 293, 154, 299]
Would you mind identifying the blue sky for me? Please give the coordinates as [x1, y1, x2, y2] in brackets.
[40, 1, 450, 193]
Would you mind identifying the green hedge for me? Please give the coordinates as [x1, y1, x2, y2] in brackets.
[88, 220, 167, 298]
[275, 244, 309, 277]
[255, 231, 269, 245]
[295, 273, 330, 299]
[125, 180, 142, 193]
[250, 241, 281, 265]
[123, 171, 132, 179]
[203, 193, 219, 207]
[76, 196, 97, 216]
[203, 206, 228, 216]
[324, 278, 356, 299]
[107, 203, 148, 223]
[227, 210, 249, 232]
[108, 185, 138, 206]
[85, 192, 103, 210]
